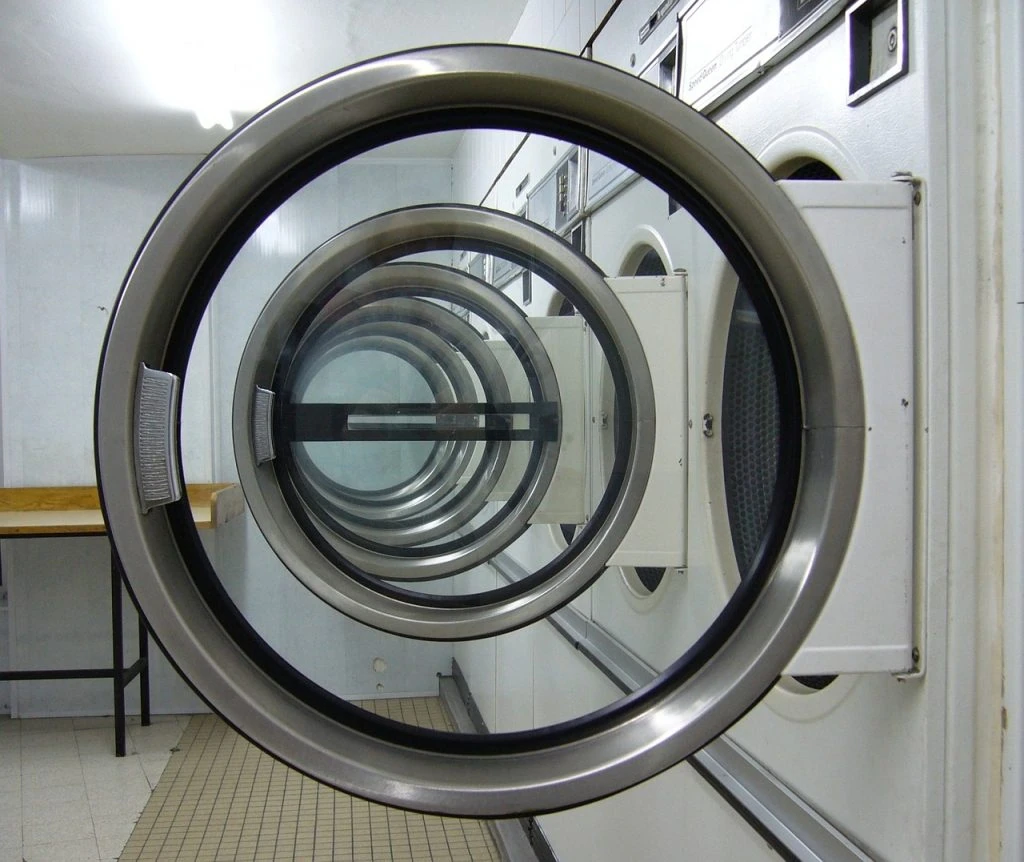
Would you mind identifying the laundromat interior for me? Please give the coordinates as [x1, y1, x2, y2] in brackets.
[0, 1, 1021, 860]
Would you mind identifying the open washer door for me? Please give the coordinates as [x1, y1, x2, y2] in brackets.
[95, 45, 863, 817]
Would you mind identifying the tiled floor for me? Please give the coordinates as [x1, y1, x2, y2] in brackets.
[2, 699, 503, 861]
[122, 703, 501, 861]
[0, 713, 192, 861]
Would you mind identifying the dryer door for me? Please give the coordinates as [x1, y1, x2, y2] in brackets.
[95, 45, 863, 817]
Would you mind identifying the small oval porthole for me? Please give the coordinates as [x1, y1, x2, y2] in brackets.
[622, 565, 670, 597]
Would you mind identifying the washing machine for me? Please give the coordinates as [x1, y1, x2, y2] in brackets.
[539, 0, 927, 857]
[93, 41, 898, 838]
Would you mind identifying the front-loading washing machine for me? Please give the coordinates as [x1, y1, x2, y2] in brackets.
[529, 1, 929, 858]
[582, 173, 730, 667]
[92, 39, 905, 846]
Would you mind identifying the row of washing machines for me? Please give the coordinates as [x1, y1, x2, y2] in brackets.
[95, 0, 951, 858]
[450, 1, 930, 858]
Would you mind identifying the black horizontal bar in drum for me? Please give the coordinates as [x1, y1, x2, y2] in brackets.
[283, 402, 558, 442]
[319, 426, 552, 442]
[301, 402, 555, 416]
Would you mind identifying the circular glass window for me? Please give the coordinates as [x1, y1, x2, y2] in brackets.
[721, 158, 842, 691]
[95, 46, 863, 817]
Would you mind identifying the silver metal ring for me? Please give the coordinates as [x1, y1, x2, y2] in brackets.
[95, 45, 862, 817]
[289, 319, 469, 515]
[285, 290, 511, 523]
[286, 305, 497, 536]
[286, 328, 469, 542]
[236, 259, 566, 583]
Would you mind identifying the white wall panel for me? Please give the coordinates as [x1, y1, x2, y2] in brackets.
[538, 761, 777, 862]
[511, 0, 544, 48]
[530, 623, 617, 726]
[452, 566, 499, 730]
[205, 156, 459, 707]
[0, 156, 204, 485]
[5, 535, 202, 717]
[0, 155, 207, 717]
[209, 514, 452, 699]
[551, 0, 582, 55]
[493, 624, 534, 732]
[0, 154, 458, 715]
[579, 0, 598, 48]
[0, 160, 7, 489]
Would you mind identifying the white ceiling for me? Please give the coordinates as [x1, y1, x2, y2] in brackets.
[0, 0, 529, 159]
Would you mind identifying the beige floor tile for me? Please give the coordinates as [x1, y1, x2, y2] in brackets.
[114, 702, 503, 862]
[0, 699, 504, 861]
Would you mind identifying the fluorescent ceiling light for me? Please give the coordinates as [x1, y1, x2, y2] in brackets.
[109, 0, 280, 131]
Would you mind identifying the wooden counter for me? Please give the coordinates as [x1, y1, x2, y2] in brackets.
[0, 482, 243, 755]
[0, 483, 244, 536]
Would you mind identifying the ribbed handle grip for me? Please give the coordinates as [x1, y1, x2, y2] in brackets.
[134, 364, 183, 513]
[252, 387, 276, 464]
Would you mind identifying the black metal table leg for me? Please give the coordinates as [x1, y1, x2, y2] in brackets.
[111, 547, 126, 757]
[1, 526, 156, 758]
[139, 612, 150, 727]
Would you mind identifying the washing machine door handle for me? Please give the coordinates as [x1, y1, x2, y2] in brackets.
[95, 44, 864, 818]
[132, 364, 184, 512]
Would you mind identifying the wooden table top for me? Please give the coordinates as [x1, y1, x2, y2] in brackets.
[0, 484, 243, 537]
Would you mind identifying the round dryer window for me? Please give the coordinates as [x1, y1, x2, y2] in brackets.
[95, 45, 865, 817]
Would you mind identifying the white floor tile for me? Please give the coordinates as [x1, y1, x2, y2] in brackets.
[97, 833, 131, 861]
[129, 724, 186, 754]
[76, 727, 134, 756]
[86, 794, 147, 823]
[22, 758, 85, 790]
[22, 806, 94, 845]
[72, 716, 115, 730]
[0, 812, 19, 836]
[0, 713, 191, 862]
[92, 814, 135, 845]
[80, 752, 148, 782]
[22, 837, 100, 862]
[22, 781, 90, 808]
[0, 827, 21, 850]
[21, 729, 77, 749]
[0, 793, 21, 825]
[139, 752, 172, 787]
[22, 796, 92, 827]
[19, 717, 76, 734]
[85, 779, 151, 819]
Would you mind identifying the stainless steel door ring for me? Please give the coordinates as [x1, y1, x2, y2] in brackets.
[95, 45, 863, 817]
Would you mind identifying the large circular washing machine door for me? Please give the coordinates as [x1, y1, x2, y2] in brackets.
[95, 45, 864, 817]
